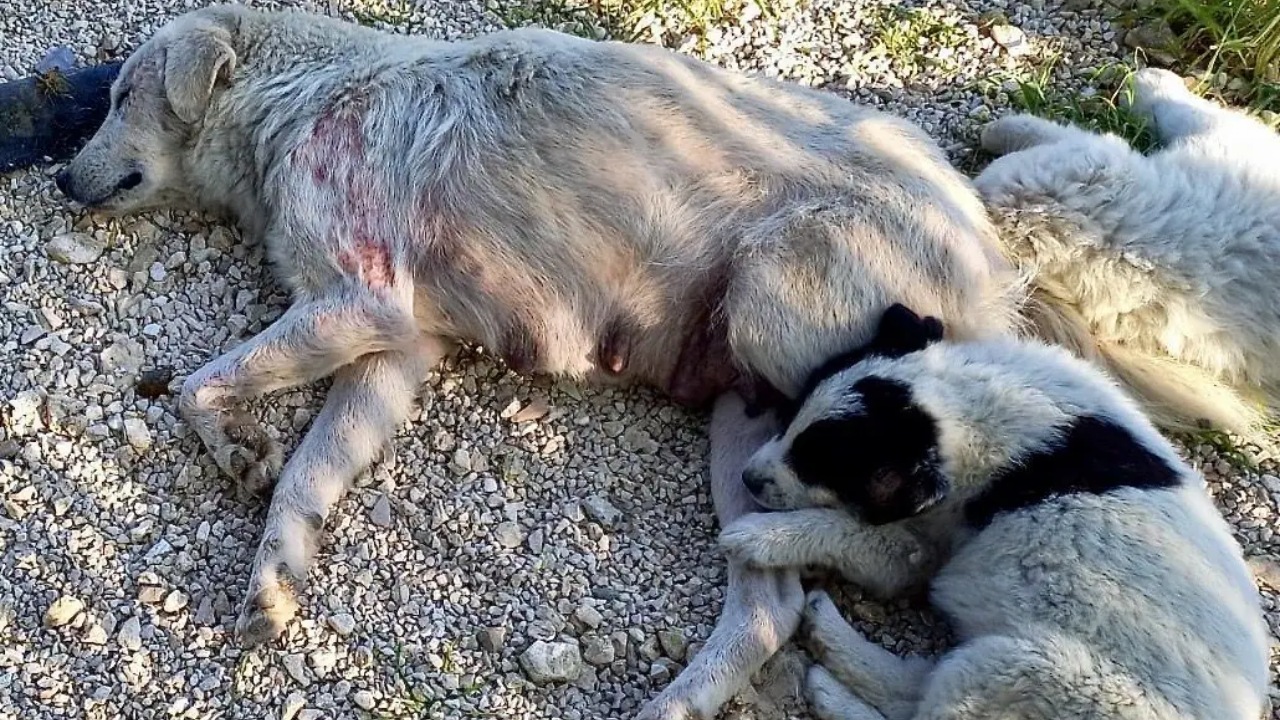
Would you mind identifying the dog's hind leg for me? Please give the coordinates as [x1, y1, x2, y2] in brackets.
[807, 665, 889, 720]
[178, 290, 415, 496]
[1126, 68, 1278, 161]
[804, 590, 931, 720]
[637, 393, 805, 720]
[235, 340, 444, 646]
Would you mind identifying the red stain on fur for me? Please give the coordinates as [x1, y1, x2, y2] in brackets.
[337, 232, 396, 288]
[292, 101, 399, 291]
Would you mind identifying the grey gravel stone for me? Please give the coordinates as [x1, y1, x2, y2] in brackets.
[478, 626, 507, 653]
[327, 612, 356, 637]
[519, 640, 583, 683]
[44, 232, 105, 264]
[117, 616, 142, 651]
[43, 595, 84, 627]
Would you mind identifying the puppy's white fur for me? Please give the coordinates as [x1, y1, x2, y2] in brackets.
[978, 68, 1280, 439]
[723, 337, 1270, 720]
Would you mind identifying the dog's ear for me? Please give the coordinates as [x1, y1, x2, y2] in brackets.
[798, 304, 946, 401]
[872, 303, 945, 357]
[164, 25, 236, 124]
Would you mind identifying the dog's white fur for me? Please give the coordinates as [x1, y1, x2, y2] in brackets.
[59, 7, 1023, 716]
[977, 68, 1280, 440]
[722, 336, 1270, 719]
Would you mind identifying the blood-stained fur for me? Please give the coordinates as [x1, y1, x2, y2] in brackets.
[58, 7, 1019, 718]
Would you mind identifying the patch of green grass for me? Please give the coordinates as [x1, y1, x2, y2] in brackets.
[1001, 53, 1157, 151]
[349, 0, 415, 27]
[1134, 0, 1280, 120]
[1179, 427, 1265, 471]
[868, 5, 967, 74]
[487, 0, 621, 39]
[489, 0, 778, 44]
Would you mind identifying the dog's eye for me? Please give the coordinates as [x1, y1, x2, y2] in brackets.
[115, 87, 131, 108]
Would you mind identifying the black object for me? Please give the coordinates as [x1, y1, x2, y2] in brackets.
[0, 61, 123, 173]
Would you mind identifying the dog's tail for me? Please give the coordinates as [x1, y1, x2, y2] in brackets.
[989, 205, 1271, 446]
[1019, 288, 1269, 440]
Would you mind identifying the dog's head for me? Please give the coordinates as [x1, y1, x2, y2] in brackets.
[741, 304, 1169, 525]
[56, 7, 242, 212]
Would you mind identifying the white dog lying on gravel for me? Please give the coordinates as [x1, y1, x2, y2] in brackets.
[978, 68, 1280, 441]
[720, 304, 1270, 720]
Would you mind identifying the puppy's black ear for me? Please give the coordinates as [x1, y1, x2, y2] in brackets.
[873, 303, 945, 357]
[798, 304, 946, 404]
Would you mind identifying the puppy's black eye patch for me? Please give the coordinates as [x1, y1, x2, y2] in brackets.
[787, 376, 946, 524]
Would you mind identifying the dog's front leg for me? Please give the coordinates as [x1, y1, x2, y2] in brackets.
[638, 393, 805, 720]
[179, 289, 414, 497]
[235, 340, 445, 646]
[719, 509, 934, 598]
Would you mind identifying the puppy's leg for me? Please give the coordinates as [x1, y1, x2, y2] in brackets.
[804, 591, 931, 720]
[235, 341, 443, 646]
[179, 291, 414, 496]
[979, 114, 1095, 156]
[637, 393, 805, 720]
[807, 665, 888, 720]
[720, 509, 934, 598]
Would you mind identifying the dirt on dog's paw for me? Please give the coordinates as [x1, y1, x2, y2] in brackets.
[236, 580, 299, 647]
[218, 410, 284, 498]
[634, 695, 695, 720]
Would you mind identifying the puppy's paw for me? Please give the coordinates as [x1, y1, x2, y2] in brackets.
[806, 664, 869, 720]
[718, 513, 798, 569]
[1126, 68, 1190, 108]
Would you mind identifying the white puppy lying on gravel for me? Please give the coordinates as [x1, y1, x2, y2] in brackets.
[719, 304, 1270, 720]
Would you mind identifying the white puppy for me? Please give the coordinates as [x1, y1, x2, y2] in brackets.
[720, 304, 1270, 720]
[977, 68, 1280, 439]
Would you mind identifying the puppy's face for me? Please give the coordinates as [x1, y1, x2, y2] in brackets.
[743, 375, 948, 524]
[742, 303, 950, 524]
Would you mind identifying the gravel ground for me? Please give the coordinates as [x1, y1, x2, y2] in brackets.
[1, 0, 1278, 718]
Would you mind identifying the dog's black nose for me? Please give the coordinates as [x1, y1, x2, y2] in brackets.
[54, 169, 72, 196]
[742, 468, 768, 494]
[117, 171, 143, 191]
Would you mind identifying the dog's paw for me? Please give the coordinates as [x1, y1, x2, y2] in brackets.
[979, 114, 1057, 155]
[219, 410, 284, 497]
[801, 590, 852, 659]
[806, 664, 867, 720]
[718, 513, 793, 569]
[236, 577, 299, 647]
[633, 694, 695, 720]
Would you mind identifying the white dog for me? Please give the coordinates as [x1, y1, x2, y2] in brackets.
[720, 304, 1270, 720]
[977, 68, 1280, 440]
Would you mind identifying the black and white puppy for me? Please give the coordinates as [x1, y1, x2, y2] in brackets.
[721, 304, 1270, 720]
